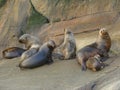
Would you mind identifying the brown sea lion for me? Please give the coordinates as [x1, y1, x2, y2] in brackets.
[96, 28, 111, 58]
[86, 54, 105, 72]
[76, 28, 111, 71]
[54, 28, 76, 60]
[19, 40, 56, 69]
[2, 47, 26, 59]
[76, 45, 101, 71]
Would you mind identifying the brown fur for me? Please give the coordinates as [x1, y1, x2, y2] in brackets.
[76, 28, 111, 71]
[86, 55, 105, 72]
[96, 28, 111, 57]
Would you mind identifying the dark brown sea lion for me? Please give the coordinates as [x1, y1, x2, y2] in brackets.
[96, 28, 111, 58]
[2, 47, 26, 59]
[86, 54, 105, 72]
[54, 28, 76, 60]
[19, 40, 56, 69]
[76, 28, 111, 71]
[76, 45, 101, 71]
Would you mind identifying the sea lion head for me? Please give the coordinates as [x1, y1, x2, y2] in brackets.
[99, 28, 109, 37]
[19, 34, 31, 44]
[47, 40, 56, 49]
[64, 28, 74, 40]
[64, 28, 72, 34]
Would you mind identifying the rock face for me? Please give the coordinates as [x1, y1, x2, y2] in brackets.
[31, 0, 120, 22]
[0, 0, 120, 59]
[0, 0, 31, 59]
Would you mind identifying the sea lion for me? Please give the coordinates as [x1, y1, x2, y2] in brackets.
[54, 28, 76, 60]
[19, 34, 41, 50]
[2, 47, 26, 59]
[76, 28, 111, 71]
[19, 40, 56, 69]
[96, 28, 111, 58]
[86, 54, 105, 72]
[19, 34, 41, 61]
[20, 44, 40, 62]
[76, 45, 102, 71]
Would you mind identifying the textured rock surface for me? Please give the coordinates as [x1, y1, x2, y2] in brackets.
[0, 0, 120, 58]
[0, 1, 120, 90]
[31, 0, 120, 22]
[0, 22, 120, 90]
[0, 0, 31, 59]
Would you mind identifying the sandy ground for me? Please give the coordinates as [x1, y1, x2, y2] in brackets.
[0, 56, 120, 90]
[0, 25, 120, 90]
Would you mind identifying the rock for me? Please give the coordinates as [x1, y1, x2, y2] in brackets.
[0, 0, 31, 59]
[31, 0, 120, 22]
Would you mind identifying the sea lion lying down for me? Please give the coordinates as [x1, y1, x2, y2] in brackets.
[2, 47, 26, 59]
[19, 40, 56, 69]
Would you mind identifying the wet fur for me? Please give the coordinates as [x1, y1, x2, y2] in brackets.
[19, 40, 56, 69]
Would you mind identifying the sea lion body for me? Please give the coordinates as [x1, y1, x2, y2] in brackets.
[76, 45, 101, 71]
[19, 34, 41, 61]
[20, 48, 39, 62]
[54, 29, 76, 60]
[86, 55, 105, 72]
[19, 40, 56, 69]
[96, 28, 111, 57]
[77, 28, 111, 71]
[2, 47, 26, 59]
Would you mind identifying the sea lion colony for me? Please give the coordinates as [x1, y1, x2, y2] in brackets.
[76, 28, 111, 71]
[2, 28, 111, 71]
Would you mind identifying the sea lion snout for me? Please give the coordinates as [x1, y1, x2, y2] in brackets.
[19, 37, 27, 43]
[99, 28, 108, 36]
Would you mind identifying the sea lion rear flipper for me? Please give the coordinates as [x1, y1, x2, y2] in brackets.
[81, 62, 87, 71]
[46, 59, 54, 65]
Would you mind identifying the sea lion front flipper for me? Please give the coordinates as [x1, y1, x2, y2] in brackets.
[46, 51, 54, 65]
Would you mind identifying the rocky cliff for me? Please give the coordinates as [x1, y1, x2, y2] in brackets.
[31, 0, 120, 22]
[0, 0, 120, 58]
